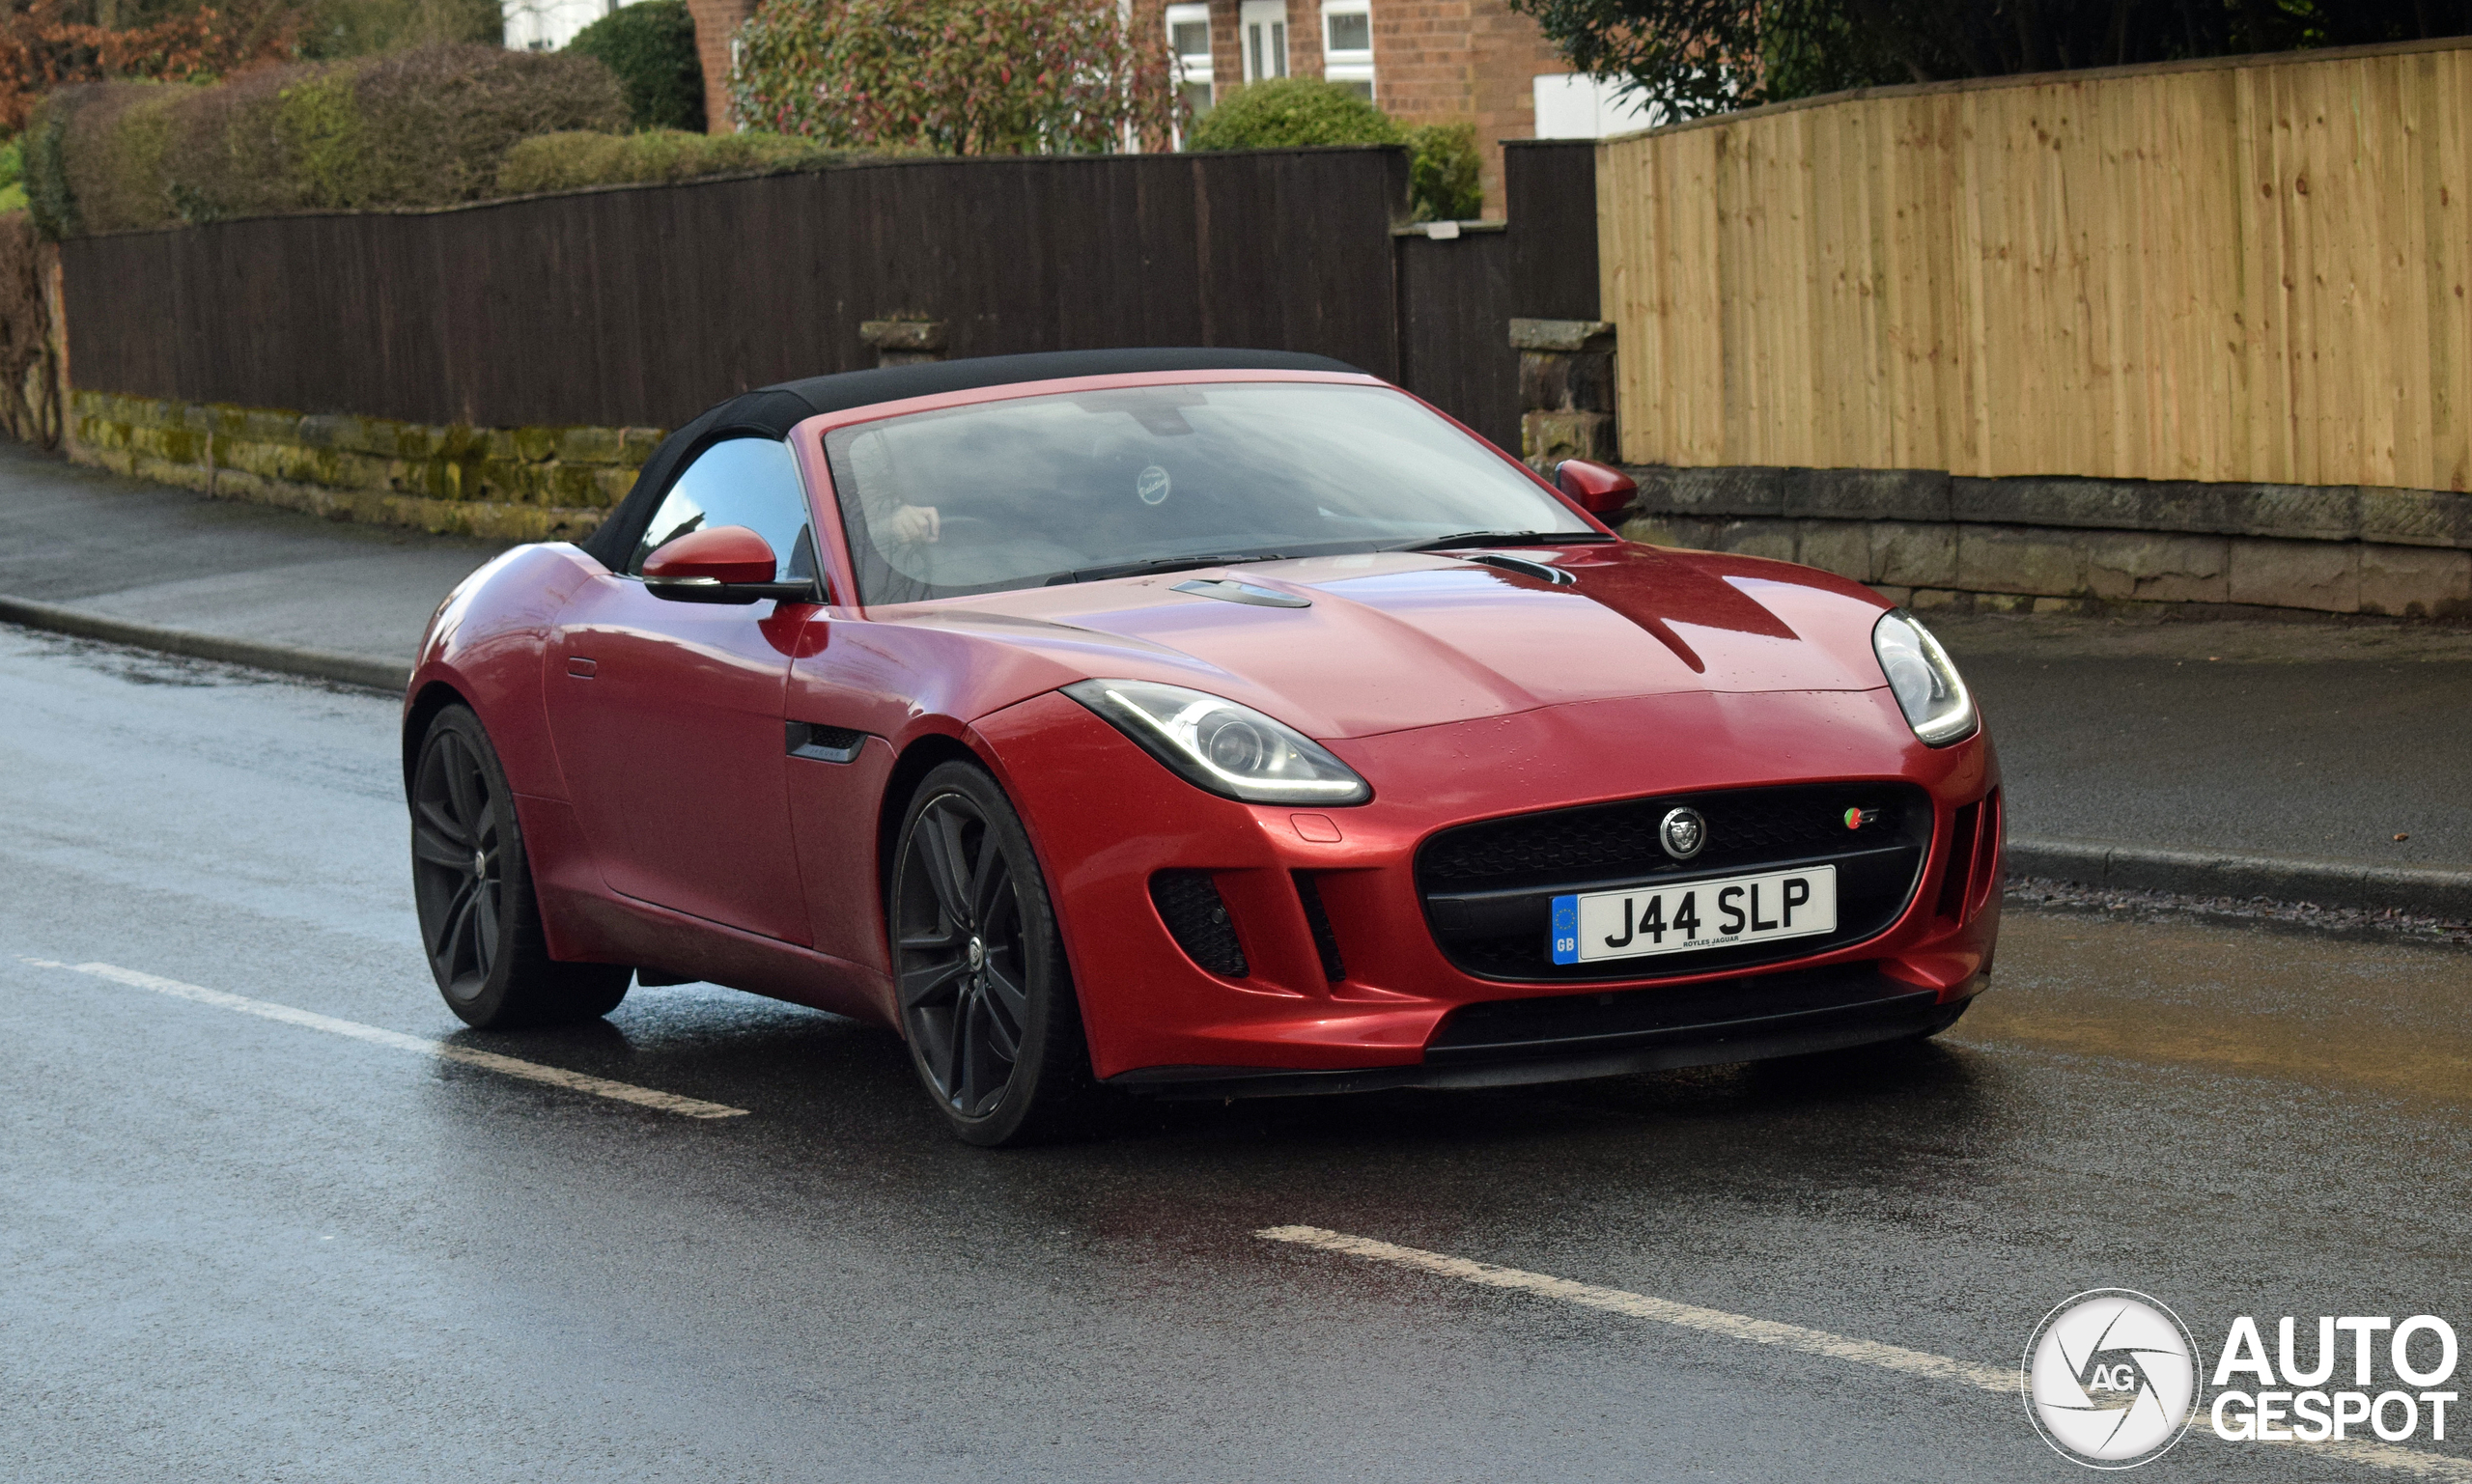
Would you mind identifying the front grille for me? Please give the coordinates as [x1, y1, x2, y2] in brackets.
[1150, 870, 1248, 978]
[1417, 782, 1934, 982]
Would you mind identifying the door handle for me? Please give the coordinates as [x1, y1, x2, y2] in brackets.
[566, 657, 598, 678]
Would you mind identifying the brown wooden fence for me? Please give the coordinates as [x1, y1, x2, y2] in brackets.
[65, 142, 1595, 448]
[1599, 36, 2472, 492]
[1396, 141, 1601, 452]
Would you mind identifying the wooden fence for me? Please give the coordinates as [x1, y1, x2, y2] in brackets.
[64, 142, 1598, 449]
[1599, 37, 2472, 492]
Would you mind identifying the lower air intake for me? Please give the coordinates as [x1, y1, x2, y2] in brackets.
[1294, 872, 1346, 982]
[1150, 870, 1249, 978]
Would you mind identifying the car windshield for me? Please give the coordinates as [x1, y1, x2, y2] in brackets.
[823, 380, 1594, 604]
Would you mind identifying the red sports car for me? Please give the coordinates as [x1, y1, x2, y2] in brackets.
[404, 349, 2000, 1144]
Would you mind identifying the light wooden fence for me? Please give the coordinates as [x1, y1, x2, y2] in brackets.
[1598, 37, 2472, 491]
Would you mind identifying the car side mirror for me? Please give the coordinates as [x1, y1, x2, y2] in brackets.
[642, 525, 818, 604]
[1555, 459, 1637, 516]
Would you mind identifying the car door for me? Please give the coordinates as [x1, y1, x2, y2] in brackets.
[546, 436, 822, 945]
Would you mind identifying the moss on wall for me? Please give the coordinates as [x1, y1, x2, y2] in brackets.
[70, 388, 660, 543]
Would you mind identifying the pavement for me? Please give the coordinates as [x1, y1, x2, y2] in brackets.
[3, 441, 2468, 914]
[4, 624, 2471, 1481]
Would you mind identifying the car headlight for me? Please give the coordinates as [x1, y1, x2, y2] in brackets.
[1871, 609, 1977, 745]
[1063, 679, 1372, 805]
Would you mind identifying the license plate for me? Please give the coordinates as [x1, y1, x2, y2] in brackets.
[1550, 865, 1838, 966]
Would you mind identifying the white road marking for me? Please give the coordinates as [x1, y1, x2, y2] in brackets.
[1257, 1225, 2472, 1481]
[1259, 1223, 2009, 1388]
[25, 959, 748, 1120]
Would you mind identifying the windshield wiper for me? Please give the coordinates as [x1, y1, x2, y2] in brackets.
[1050, 552, 1290, 584]
[1387, 529, 1615, 552]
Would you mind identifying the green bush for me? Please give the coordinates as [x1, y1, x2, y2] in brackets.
[0, 138, 25, 215]
[154, 64, 336, 226]
[1404, 122, 1482, 221]
[28, 43, 626, 236]
[567, 0, 705, 132]
[1182, 76, 1401, 151]
[46, 83, 185, 237]
[296, 0, 506, 58]
[1185, 79, 1484, 221]
[347, 44, 630, 206]
[496, 128, 858, 194]
[22, 101, 72, 238]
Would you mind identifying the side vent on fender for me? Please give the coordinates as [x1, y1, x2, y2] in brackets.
[1293, 872, 1346, 982]
[1151, 871, 1249, 978]
[786, 721, 868, 764]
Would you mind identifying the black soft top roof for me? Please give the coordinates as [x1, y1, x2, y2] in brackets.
[578, 348, 1364, 571]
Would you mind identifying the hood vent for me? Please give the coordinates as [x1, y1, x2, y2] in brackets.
[1171, 577, 1311, 608]
[1454, 552, 1576, 586]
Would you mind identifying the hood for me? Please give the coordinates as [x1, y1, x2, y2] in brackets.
[885, 544, 1896, 740]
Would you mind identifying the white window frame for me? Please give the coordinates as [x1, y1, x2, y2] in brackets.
[1166, 2, 1214, 141]
[1166, 4, 1214, 93]
[1320, 0, 1372, 94]
[1240, 0, 1289, 83]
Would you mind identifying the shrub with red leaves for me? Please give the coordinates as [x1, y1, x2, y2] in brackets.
[729, 0, 1180, 154]
[0, 0, 295, 132]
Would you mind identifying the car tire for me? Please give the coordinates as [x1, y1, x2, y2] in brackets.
[887, 760, 1097, 1147]
[410, 704, 631, 1029]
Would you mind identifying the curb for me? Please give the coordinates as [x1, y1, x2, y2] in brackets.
[2008, 836, 2471, 919]
[0, 594, 409, 694]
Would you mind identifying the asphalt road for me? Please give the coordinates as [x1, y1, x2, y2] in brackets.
[1936, 613, 2472, 869]
[5, 624, 2471, 1483]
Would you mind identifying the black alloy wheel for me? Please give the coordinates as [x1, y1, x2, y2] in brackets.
[410, 705, 630, 1028]
[412, 721, 504, 998]
[889, 762, 1093, 1145]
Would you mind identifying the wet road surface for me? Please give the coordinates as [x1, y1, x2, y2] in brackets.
[4, 626, 2468, 1482]
[1933, 612, 2472, 868]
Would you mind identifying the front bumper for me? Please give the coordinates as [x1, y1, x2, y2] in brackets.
[1110, 965, 1977, 1099]
[970, 686, 2001, 1086]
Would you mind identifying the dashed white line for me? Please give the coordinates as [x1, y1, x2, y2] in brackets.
[25, 959, 748, 1120]
[1259, 1223, 2009, 1389]
[1257, 1225, 2472, 1481]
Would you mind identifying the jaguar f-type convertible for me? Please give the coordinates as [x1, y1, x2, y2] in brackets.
[404, 349, 2001, 1144]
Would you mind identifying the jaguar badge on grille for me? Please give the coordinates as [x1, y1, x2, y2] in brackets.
[1658, 807, 1707, 860]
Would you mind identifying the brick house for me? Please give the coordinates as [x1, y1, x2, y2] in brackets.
[684, 0, 1647, 215]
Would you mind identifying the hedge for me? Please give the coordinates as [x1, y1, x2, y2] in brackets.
[1185, 78, 1487, 221]
[495, 129, 871, 194]
[1404, 123, 1482, 222]
[566, 0, 704, 133]
[28, 43, 626, 238]
[1183, 77, 1398, 152]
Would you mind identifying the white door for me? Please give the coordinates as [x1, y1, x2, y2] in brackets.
[1240, 0, 1288, 83]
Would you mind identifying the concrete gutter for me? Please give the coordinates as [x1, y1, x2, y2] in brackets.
[0, 594, 409, 694]
[2008, 836, 2471, 919]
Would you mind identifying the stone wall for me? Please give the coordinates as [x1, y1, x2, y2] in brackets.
[1618, 466, 2472, 620]
[69, 390, 658, 545]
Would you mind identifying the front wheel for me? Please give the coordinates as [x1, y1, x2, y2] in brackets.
[888, 761, 1094, 1146]
[410, 704, 631, 1028]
